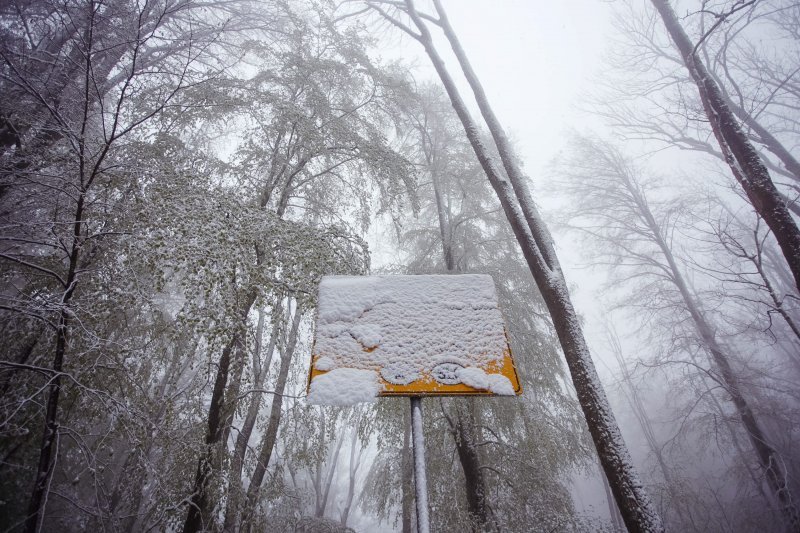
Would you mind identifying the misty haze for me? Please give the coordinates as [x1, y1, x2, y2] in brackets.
[1, 1, 798, 532]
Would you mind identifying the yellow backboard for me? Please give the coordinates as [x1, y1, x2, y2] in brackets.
[306, 275, 522, 404]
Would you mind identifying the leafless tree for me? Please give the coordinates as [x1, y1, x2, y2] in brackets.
[601, 0, 800, 295]
[598, 1, 800, 224]
[554, 134, 799, 530]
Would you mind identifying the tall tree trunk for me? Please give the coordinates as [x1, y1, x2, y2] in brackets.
[373, 2, 663, 530]
[220, 340, 248, 448]
[24, 193, 86, 533]
[651, 0, 800, 295]
[182, 291, 257, 533]
[240, 307, 302, 532]
[185, 171, 299, 532]
[666, 269, 798, 529]
[22, 5, 101, 524]
[687, 350, 777, 519]
[426, 144, 455, 271]
[425, 110, 494, 526]
[222, 306, 281, 532]
[446, 403, 497, 532]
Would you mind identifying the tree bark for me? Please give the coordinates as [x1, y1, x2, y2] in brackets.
[722, 91, 800, 185]
[375, 2, 664, 531]
[182, 291, 257, 533]
[651, 0, 800, 295]
[446, 403, 497, 532]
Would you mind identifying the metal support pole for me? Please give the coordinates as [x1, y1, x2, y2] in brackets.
[410, 396, 430, 533]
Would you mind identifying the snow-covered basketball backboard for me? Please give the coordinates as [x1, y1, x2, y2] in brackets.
[306, 274, 521, 405]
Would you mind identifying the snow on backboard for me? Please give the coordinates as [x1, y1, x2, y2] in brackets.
[306, 274, 521, 405]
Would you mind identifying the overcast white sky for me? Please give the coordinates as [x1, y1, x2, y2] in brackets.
[376, 0, 611, 169]
[430, 1, 611, 164]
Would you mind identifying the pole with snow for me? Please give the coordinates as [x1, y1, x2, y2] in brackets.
[307, 274, 522, 530]
[410, 397, 430, 533]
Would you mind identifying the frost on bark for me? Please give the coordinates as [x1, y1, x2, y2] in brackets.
[650, 0, 800, 295]
[365, 1, 664, 531]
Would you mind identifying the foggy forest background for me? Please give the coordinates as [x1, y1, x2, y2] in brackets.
[1, 0, 799, 531]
